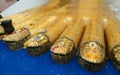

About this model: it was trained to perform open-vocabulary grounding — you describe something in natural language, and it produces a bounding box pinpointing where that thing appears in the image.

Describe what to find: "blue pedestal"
[0,40,119,75]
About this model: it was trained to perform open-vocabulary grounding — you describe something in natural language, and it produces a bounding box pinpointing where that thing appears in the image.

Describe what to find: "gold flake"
[58,42,64,47]
[80,42,105,63]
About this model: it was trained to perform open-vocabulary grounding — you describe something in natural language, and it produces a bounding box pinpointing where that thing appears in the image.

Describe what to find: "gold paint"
[0,26,5,34]
[1,0,120,65]
[80,42,105,63]
[3,29,30,41]
[51,38,74,55]
[113,46,120,63]
[24,33,48,47]
[115,50,120,63]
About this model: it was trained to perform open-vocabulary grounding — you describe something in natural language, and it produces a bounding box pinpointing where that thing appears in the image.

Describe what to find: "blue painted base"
[0,40,119,75]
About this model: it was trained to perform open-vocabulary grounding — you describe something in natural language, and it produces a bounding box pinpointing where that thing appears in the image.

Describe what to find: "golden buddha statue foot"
[109,46,120,70]
[3,28,30,50]
[24,33,50,56]
[78,41,105,71]
[50,37,75,64]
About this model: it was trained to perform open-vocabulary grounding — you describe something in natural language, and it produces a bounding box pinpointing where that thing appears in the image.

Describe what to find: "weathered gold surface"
[1,0,120,70]
[24,33,48,47]
[80,42,105,63]
[113,46,120,63]
[51,18,84,54]
[105,21,120,52]
[79,19,105,63]
[3,28,30,41]
[0,26,4,34]
[24,16,68,47]
[105,20,120,64]
[51,37,74,55]
[1,0,71,31]
[2,0,71,42]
